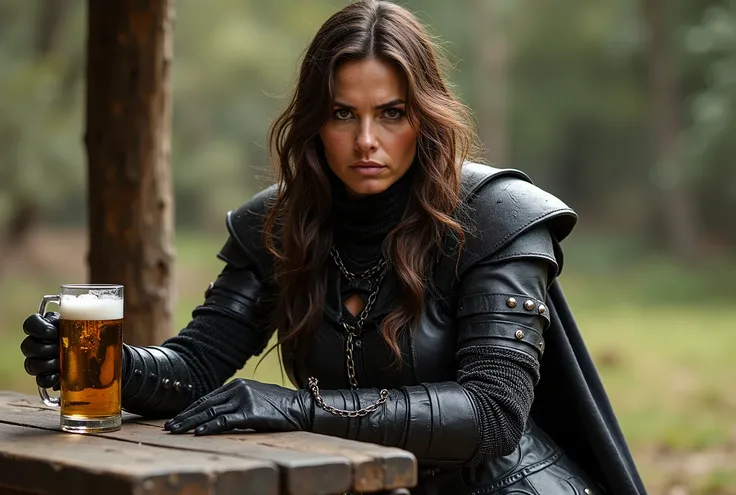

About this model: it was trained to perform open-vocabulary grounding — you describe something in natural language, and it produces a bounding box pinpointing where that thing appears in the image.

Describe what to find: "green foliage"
[169,1,360,224]
[0,0,734,249]
[680,3,736,243]
[0,1,85,225]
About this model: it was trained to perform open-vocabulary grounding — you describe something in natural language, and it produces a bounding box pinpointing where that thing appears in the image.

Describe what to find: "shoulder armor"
[437,162,578,286]
[216,184,278,280]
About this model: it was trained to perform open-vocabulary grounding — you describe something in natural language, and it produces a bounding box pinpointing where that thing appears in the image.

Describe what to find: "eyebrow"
[332,98,405,110]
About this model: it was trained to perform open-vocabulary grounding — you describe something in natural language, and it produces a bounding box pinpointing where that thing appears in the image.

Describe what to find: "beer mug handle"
[37,294,61,408]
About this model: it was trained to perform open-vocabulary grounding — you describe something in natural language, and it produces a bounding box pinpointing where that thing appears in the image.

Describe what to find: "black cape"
[447,163,648,494]
[532,280,647,494]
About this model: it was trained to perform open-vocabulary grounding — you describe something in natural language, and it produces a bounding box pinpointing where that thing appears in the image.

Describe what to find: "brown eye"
[383,108,405,120]
[333,109,353,120]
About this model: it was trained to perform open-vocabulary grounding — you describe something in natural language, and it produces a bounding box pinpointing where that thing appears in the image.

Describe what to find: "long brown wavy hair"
[264,0,480,363]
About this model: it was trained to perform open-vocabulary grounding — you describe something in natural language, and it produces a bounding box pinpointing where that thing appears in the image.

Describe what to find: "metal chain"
[307,247,390,417]
[308,377,389,418]
[343,265,386,387]
[330,247,387,282]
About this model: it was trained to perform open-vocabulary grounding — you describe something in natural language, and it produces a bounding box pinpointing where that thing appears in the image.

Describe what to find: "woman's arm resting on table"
[166,226,556,467]
[121,260,275,418]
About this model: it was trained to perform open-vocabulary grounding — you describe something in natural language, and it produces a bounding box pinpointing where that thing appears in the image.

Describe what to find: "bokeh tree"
[0,0,83,272]
[0,0,734,262]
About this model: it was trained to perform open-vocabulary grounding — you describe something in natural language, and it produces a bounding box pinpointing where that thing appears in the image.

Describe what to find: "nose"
[355,120,378,154]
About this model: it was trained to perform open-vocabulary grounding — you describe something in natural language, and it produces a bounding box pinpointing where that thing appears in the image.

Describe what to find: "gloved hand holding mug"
[20,306,195,419]
[21,312,62,390]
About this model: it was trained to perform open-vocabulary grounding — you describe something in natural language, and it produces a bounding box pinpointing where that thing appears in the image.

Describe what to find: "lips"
[350,160,386,176]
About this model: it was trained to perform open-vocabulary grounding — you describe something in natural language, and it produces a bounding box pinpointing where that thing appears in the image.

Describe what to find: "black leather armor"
[120,344,195,418]
[20,161,643,493]
[205,162,604,494]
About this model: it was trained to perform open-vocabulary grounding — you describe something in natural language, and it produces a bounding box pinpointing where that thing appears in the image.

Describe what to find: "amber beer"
[37,285,123,433]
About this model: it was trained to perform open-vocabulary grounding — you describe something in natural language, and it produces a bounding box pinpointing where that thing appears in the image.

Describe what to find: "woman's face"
[320,58,418,198]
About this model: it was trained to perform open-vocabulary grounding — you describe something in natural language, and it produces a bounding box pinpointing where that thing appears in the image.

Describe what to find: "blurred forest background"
[0,1,735,493]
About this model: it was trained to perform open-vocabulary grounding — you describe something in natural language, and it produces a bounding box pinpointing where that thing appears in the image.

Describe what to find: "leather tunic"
[212,163,604,494]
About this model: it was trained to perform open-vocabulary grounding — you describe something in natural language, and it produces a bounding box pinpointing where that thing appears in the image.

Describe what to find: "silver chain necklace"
[330,246,387,282]
[307,247,390,418]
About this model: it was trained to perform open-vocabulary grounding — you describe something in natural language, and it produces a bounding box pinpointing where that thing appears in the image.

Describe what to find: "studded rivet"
[162,378,171,389]
[507,297,517,308]
[524,300,535,311]
[148,372,157,381]
[515,329,525,340]
[539,304,546,314]
[539,341,545,350]
[204,281,214,298]
[133,368,143,377]
[173,381,182,392]
[584,489,593,495]
[186,384,193,392]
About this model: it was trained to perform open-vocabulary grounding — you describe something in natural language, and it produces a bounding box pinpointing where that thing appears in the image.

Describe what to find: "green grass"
[2,229,735,494]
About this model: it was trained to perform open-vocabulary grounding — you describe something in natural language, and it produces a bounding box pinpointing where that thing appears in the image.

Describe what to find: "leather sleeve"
[120,188,279,417]
[310,224,557,466]
[163,263,276,387]
[454,225,555,464]
[120,259,276,417]
[121,345,195,418]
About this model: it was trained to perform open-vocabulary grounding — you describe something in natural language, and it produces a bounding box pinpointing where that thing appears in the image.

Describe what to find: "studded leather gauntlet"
[309,381,479,465]
[121,344,196,418]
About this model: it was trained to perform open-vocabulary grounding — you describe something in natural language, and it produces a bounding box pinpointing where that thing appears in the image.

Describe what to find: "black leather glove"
[162,376,477,466]
[21,312,62,389]
[164,378,312,435]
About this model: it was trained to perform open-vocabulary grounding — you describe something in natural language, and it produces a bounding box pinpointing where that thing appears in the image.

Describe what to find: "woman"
[21,1,646,493]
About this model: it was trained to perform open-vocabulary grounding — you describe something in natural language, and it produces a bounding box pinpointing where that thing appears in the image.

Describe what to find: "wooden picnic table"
[0,391,417,495]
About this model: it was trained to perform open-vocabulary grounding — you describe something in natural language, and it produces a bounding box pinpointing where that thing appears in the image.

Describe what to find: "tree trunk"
[473,0,510,165]
[640,0,700,259]
[84,0,175,346]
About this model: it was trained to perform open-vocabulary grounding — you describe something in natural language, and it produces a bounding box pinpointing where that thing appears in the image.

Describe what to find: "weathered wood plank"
[1,391,417,493]
[226,431,417,492]
[0,422,278,495]
[0,393,369,494]
[131,420,417,493]
[104,421,352,495]
[0,399,348,494]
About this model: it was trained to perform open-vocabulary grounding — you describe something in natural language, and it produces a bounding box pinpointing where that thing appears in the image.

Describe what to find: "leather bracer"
[311,382,479,465]
[455,224,557,362]
[121,345,195,418]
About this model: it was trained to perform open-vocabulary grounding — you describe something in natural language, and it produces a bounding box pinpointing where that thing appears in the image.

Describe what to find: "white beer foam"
[60,294,124,321]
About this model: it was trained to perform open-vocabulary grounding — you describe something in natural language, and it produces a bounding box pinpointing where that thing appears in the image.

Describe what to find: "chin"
[345,178,392,197]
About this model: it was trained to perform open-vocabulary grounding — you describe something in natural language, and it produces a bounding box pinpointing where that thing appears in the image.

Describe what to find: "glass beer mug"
[36,284,124,433]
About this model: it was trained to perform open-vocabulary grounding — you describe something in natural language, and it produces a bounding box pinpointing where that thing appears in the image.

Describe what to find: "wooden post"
[84,0,175,345]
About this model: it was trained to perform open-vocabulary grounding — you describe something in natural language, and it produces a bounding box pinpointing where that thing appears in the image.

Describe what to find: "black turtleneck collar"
[330,164,415,269]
